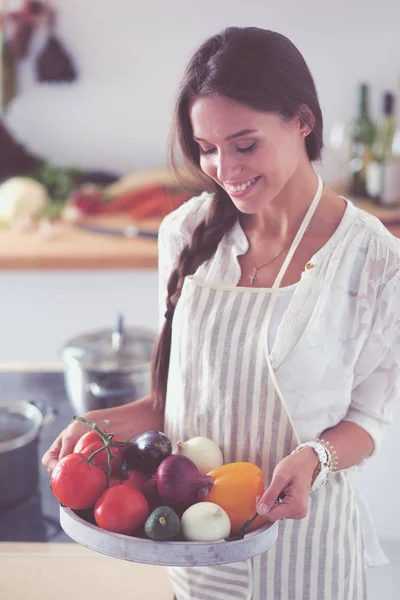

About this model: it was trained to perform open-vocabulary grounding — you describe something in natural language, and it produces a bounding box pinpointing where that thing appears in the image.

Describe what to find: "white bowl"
[60,506,278,567]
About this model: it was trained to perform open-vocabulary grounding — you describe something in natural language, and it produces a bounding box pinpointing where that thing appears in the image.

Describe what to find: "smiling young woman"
[43,26,400,600]
[152,27,400,599]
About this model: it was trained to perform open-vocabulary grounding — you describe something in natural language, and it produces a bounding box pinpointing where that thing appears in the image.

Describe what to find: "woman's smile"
[224,176,261,198]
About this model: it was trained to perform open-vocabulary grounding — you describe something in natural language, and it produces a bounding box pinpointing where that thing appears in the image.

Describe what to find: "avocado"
[144,506,180,541]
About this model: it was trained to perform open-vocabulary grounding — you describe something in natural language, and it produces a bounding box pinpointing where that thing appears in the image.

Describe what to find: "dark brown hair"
[151,26,324,410]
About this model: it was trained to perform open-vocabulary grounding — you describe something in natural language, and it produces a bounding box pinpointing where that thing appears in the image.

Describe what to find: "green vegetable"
[37,201,65,220]
[144,506,180,541]
[30,162,83,203]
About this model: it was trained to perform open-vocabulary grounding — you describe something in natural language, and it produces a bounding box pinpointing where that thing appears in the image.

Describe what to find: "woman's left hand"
[256,447,319,521]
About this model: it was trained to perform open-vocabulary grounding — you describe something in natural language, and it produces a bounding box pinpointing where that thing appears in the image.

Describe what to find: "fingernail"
[258,503,269,515]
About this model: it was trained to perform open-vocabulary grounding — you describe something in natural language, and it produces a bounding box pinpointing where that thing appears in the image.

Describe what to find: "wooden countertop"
[1,198,400,270]
[0,214,162,270]
[0,542,173,600]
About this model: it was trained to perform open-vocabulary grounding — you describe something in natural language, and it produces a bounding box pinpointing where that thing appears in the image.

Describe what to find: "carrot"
[100,185,166,214]
[131,191,188,221]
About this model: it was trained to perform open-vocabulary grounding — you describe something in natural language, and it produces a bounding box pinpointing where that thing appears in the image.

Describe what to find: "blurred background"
[1,0,400,362]
[1,3,400,598]
[2,0,400,181]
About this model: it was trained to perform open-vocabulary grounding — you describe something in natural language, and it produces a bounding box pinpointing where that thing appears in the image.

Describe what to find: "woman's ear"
[297,104,316,136]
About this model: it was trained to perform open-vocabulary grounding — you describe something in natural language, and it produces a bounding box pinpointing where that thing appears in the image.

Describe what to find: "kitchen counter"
[0,542,174,600]
[1,197,400,270]
[0,214,161,270]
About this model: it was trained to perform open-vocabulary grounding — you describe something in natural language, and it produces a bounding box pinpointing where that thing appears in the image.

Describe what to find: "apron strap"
[272,175,324,294]
[263,174,324,444]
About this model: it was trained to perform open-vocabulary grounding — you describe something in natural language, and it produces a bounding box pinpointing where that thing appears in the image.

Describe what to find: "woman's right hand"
[42,395,161,476]
[41,415,95,476]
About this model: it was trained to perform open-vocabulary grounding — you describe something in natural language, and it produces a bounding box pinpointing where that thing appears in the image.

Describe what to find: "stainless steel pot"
[0,401,56,507]
[61,315,157,415]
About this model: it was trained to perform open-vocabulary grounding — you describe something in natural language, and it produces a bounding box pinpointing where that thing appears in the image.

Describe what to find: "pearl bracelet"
[291,438,338,491]
[315,438,338,472]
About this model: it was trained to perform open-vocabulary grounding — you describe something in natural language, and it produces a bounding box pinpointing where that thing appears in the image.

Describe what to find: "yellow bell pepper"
[200,462,267,535]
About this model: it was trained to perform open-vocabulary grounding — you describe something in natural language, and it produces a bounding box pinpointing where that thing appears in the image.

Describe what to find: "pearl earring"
[303,131,307,137]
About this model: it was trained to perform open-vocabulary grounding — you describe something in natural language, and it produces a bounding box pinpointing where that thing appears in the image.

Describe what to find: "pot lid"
[61,315,157,373]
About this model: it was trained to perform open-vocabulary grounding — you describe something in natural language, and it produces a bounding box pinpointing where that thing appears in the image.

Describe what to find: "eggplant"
[124,431,172,474]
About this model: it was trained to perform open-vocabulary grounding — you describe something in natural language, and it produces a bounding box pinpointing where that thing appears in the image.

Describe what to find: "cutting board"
[0,215,162,270]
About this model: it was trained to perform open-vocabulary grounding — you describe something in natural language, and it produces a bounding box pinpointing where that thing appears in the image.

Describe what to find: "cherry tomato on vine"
[51,453,107,509]
[74,431,125,475]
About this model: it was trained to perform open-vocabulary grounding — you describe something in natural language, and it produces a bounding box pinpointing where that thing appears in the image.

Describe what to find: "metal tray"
[60,506,278,567]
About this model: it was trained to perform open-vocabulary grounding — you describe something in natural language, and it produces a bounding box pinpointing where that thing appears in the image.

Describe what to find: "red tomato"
[94,485,149,535]
[108,471,150,490]
[74,432,125,476]
[124,469,149,492]
[74,431,102,453]
[51,453,107,509]
[108,475,134,487]
[121,470,161,509]
[78,441,122,476]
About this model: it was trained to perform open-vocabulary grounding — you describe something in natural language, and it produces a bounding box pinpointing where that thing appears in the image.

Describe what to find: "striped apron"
[163,177,366,599]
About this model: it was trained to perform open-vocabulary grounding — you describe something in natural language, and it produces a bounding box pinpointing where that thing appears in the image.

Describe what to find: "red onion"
[156,455,214,513]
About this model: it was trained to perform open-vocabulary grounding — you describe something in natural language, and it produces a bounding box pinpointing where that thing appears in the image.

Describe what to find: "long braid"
[151,189,238,410]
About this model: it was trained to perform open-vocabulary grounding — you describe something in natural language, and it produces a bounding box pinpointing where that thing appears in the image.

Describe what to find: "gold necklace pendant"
[246,183,324,287]
[247,241,291,286]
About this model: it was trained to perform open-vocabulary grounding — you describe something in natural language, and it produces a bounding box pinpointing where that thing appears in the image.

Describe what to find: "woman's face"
[189,95,309,215]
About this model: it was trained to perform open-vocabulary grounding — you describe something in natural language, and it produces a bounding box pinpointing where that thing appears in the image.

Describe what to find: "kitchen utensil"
[225,512,261,542]
[61,313,157,414]
[75,223,158,239]
[36,3,77,83]
[225,492,286,541]
[0,400,57,507]
[60,506,278,567]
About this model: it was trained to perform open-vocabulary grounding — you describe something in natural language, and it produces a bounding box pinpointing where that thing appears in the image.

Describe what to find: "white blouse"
[158,191,400,456]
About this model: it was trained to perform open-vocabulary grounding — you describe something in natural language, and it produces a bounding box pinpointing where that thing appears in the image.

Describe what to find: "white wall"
[4,0,400,184]
[1,270,159,362]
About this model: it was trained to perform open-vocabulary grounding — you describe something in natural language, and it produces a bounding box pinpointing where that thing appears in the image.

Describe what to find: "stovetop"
[0,371,75,543]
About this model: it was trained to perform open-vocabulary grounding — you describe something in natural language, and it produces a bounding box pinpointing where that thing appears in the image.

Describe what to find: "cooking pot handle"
[29,400,58,427]
[88,382,136,400]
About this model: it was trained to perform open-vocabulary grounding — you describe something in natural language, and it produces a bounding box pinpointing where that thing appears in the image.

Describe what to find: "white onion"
[0,177,48,225]
[175,436,223,475]
[181,502,231,542]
